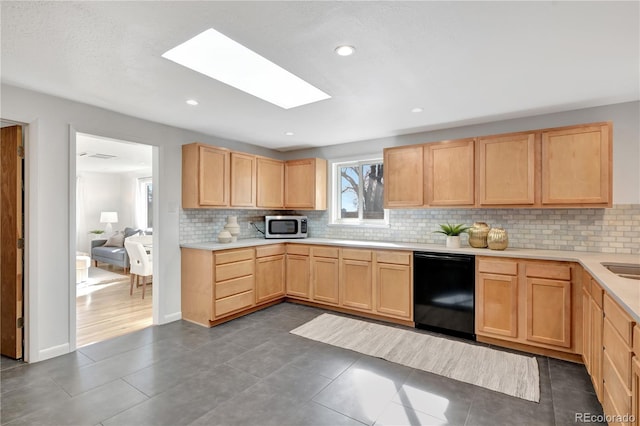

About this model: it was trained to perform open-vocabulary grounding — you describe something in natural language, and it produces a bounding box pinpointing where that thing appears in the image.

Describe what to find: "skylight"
[162,28,331,109]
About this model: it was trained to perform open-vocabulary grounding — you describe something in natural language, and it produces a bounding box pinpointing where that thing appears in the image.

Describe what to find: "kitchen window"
[330,158,388,226]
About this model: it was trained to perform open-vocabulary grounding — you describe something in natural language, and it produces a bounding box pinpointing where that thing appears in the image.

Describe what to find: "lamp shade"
[100,211,118,223]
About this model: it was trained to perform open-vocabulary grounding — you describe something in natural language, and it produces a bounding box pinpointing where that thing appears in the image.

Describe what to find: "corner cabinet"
[284,158,327,210]
[541,124,612,207]
[182,144,230,208]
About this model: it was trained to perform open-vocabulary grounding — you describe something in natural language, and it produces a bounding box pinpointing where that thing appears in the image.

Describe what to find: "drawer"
[590,279,604,308]
[603,351,632,417]
[256,244,285,258]
[634,325,640,355]
[604,317,633,389]
[342,248,372,261]
[215,290,254,317]
[215,275,254,299]
[287,244,310,256]
[477,258,517,275]
[604,293,634,346]
[312,246,339,258]
[216,259,254,282]
[376,251,411,265]
[525,263,571,281]
[215,248,254,265]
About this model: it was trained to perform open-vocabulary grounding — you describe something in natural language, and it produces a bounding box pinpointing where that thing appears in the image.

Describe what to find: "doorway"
[74,132,154,348]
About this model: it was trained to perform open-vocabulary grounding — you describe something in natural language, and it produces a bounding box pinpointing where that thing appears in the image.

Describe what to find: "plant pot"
[446,236,461,249]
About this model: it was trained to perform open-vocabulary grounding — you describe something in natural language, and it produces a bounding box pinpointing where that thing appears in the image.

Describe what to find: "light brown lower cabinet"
[475,257,579,356]
[375,251,413,320]
[285,245,310,300]
[340,249,373,312]
[311,246,340,305]
[255,245,286,304]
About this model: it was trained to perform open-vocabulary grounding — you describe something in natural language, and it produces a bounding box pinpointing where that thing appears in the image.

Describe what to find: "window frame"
[329,156,389,227]
[137,177,153,230]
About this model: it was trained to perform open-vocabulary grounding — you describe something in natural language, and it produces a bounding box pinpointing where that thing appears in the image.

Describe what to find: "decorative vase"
[446,236,461,249]
[224,216,241,242]
[468,222,490,248]
[217,230,232,243]
[487,227,509,250]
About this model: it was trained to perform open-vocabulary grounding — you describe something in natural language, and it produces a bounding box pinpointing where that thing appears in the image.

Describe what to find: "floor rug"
[290,313,540,402]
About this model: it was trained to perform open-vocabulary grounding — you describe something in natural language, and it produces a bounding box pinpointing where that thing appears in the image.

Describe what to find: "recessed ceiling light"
[334,45,355,56]
[186,99,199,106]
[411,107,424,113]
[285,131,294,136]
[163,28,331,109]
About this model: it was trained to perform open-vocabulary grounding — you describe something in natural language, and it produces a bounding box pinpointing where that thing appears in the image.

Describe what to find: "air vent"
[89,153,117,160]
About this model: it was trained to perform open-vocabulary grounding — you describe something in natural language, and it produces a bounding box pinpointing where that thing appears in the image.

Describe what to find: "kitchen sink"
[601,262,640,280]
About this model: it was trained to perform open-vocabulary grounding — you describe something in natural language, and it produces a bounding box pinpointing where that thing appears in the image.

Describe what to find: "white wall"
[1,84,283,362]
[284,101,640,204]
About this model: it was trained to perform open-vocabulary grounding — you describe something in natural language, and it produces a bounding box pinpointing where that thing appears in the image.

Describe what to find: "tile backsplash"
[180,204,640,254]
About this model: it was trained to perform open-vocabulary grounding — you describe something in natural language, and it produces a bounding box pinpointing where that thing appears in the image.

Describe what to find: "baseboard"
[38,343,70,362]
[162,311,182,324]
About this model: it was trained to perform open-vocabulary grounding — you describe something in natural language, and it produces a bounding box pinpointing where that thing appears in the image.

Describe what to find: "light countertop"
[181,237,640,323]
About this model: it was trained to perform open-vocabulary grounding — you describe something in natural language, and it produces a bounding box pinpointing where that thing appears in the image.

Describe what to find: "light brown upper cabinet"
[256,157,285,209]
[182,143,230,208]
[541,123,612,206]
[477,132,536,206]
[383,145,424,208]
[284,158,327,210]
[230,152,257,207]
[425,138,475,206]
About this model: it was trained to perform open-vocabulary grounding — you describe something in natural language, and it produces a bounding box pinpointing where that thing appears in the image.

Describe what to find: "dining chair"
[124,239,153,299]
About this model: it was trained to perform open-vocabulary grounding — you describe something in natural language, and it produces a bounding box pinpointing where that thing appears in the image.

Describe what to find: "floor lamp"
[100,211,118,235]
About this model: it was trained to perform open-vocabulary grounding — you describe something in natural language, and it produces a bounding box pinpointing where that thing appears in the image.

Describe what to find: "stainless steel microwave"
[265,215,308,239]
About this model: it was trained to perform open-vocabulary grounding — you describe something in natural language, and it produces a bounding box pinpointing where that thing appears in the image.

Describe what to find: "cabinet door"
[383,145,424,207]
[425,139,475,206]
[476,273,518,337]
[285,159,315,208]
[199,145,230,206]
[256,157,284,208]
[311,256,339,305]
[341,259,373,311]
[592,294,604,401]
[376,263,412,319]
[526,277,571,348]
[286,254,310,299]
[632,356,640,426]
[541,124,611,205]
[230,152,256,207]
[582,288,592,373]
[255,254,285,304]
[477,133,535,205]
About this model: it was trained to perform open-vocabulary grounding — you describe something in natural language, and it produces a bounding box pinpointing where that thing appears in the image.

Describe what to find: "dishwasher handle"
[413,253,474,263]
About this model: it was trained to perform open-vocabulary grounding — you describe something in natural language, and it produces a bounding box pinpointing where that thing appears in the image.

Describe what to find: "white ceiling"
[2,2,638,151]
[76,133,152,174]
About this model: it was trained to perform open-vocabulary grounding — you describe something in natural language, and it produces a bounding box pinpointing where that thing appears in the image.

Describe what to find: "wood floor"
[76,269,152,348]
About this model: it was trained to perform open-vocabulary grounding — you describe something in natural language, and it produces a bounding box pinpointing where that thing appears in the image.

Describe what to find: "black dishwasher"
[414,252,475,340]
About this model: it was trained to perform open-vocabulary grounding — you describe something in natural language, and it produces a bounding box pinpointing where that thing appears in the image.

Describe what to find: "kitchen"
[1,2,639,425]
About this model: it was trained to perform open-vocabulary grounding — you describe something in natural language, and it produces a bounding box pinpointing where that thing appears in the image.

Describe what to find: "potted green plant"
[88,229,105,240]
[434,223,470,249]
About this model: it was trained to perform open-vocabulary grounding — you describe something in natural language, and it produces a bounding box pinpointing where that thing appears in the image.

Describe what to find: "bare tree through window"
[339,161,384,221]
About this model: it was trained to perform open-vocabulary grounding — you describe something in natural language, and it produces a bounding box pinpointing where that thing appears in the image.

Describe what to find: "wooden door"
[1,125,23,359]
[425,138,475,206]
[376,263,412,319]
[582,287,592,373]
[476,273,518,337]
[285,159,315,209]
[341,259,373,311]
[255,255,285,304]
[526,277,571,348]
[199,145,229,206]
[230,152,256,207]
[311,256,339,305]
[477,133,535,205]
[256,157,284,208]
[383,145,423,207]
[286,254,310,299]
[541,123,611,206]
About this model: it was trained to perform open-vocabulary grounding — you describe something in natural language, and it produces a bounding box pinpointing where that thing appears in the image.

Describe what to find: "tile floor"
[1,302,604,425]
